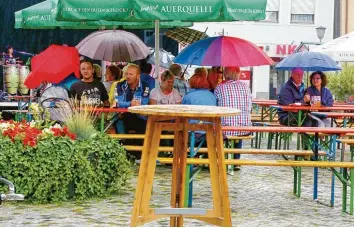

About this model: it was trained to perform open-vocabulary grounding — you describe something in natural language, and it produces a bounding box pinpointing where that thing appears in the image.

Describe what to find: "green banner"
[55,0,267,22]
[55,0,133,21]
[15,0,192,29]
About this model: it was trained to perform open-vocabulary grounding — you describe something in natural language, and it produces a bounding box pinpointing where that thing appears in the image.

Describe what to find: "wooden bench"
[155,158,353,168]
[337,139,354,145]
[122,145,326,157]
[157,157,354,215]
[109,134,174,140]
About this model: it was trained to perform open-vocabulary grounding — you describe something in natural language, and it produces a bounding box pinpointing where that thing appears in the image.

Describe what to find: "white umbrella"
[311,32,354,62]
[76,30,150,62]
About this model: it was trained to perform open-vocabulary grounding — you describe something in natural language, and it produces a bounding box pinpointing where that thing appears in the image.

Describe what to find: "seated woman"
[182,73,216,106]
[105,65,122,106]
[182,73,217,152]
[207,66,223,93]
[304,71,334,127]
[149,70,181,105]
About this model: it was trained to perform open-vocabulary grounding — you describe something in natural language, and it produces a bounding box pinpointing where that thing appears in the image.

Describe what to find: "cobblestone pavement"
[0,137,354,227]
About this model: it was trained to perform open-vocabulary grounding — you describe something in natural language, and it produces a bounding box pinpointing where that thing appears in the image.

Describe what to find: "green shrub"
[0,133,132,203]
[326,63,354,102]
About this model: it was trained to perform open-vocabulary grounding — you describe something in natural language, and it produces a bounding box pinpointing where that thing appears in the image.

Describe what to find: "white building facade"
[190,0,335,99]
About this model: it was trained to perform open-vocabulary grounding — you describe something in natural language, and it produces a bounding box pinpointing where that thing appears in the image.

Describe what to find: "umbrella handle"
[181,56,198,78]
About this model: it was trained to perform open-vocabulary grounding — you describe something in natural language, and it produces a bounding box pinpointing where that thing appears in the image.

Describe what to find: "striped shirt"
[214,80,252,136]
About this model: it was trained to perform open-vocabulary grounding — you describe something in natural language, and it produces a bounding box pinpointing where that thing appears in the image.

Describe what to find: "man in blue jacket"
[277,68,312,126]
[115,65,150,134]
[139,62,155,91]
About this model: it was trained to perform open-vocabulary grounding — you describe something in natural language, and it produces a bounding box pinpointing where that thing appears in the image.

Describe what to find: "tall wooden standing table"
[128,105,241,227]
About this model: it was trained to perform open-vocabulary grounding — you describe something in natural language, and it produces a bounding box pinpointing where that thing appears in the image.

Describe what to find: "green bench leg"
[297,167,302,197]
[226,140,235,175]
[342,168,348,213]
[350,168,354,215]
[184,166,190,207]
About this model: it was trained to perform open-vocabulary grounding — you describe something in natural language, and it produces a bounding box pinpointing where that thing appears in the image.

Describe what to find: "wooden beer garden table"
[271,105,355,149]
[83,107,128,133]
[128,105,240,227]
[223,126,353,207]
[252,99,278,121]
[310,112,354,128]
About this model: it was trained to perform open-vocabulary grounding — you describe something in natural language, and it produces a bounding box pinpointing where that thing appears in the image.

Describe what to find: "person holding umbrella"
[70,59,109,107]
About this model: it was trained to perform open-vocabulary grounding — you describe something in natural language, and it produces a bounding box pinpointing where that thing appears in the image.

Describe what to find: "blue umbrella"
[275,51,341,71]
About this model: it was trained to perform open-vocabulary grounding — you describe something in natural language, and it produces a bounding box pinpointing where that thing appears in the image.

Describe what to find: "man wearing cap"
[277,68,312,126]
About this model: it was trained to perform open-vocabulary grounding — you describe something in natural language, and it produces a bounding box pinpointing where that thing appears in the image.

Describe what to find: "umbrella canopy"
[55,0,267,22]
[15,0,193,29]
[310,32,354,62]
[146,48,174,69]
[173,36,274,67]
[165,27,208,46]
[76,30,150,62]
[24,45,80,89]
[275,51,342,71]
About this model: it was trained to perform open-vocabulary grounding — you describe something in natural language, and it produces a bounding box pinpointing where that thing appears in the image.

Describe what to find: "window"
[291,0,315,24]
[261,0,279,23]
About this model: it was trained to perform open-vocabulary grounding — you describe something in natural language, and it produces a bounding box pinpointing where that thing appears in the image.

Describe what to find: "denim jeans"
[234,139,242,160]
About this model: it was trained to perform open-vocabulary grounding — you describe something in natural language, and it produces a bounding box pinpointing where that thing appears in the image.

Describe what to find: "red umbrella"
[24,45,80,89]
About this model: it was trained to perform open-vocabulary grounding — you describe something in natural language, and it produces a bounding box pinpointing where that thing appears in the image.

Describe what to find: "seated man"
[139,62,155,91]
[214,66,252,168]
[114,64,150,135]
[70,59,109,107]
[170,63,189,98]
[277,68,312,127]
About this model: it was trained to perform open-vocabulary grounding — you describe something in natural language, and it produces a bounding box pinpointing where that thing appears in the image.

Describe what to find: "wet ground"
[0,137,354,227]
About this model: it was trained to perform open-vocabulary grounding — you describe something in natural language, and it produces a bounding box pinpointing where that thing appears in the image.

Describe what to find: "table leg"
[188,132,195,207]
[205,125,223,218]
[330,135,337,207]
[170,118,183,227]
[100,113,105,133]
[141,123,163,216]
[350,168,354,215]
[313,133,319,201]
[176,119,189,227]
[342,168,347,213]
[131,117,156,227]
[214,119,232,226]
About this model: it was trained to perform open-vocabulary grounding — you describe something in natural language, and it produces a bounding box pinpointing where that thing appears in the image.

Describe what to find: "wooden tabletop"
[272,105,354,112]
[128,105,241,117]
[252,99,277,106]
[310,112,355,118]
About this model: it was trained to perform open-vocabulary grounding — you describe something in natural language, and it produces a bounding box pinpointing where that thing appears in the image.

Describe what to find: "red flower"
[1,121,77,147]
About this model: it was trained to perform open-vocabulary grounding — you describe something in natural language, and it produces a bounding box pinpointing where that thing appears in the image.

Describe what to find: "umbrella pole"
[182,64,190,78]
[155,20,160,81]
